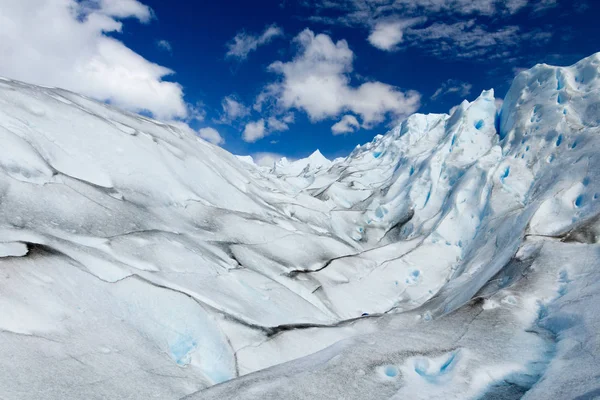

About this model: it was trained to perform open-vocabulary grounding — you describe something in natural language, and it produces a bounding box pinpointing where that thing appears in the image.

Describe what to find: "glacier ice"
[1,54,600,399]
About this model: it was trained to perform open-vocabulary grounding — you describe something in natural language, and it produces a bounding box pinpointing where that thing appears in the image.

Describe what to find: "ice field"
[1,53,599,399]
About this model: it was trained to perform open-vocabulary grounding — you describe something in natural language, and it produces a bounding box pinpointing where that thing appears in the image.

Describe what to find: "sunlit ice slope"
[1,53,600,400]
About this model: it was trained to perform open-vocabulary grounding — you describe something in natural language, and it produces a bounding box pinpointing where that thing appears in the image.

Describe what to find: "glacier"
[0,53,599,399]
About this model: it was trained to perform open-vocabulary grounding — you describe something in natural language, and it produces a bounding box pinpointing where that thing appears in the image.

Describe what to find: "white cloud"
[267,113,295,132]
[259,29,420,127]
[331,114,360,135]
[86,0,153,22]
[368,18,423,51]
[403,21,533,59]
[306,0,555,61]
[252,152,286,167]
[431,79,472,100]
[267,117,289,132]
[306,0,539,25]
[243,119,267,143]
[238,113,294,142]
[0,0,187,120]
[219,95,250,124]
[226,24,284,60]
[187,102,206,122]
[198,127,225,145]
[282,113,295,124]
[532,0,559,12]
[252,83,279,113]
[157,39,172,52]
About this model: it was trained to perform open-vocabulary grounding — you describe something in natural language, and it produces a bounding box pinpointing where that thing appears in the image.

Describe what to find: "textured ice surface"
[1,54,600,399]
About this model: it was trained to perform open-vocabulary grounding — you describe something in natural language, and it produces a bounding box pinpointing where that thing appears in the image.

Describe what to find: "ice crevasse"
[0,54,599,399]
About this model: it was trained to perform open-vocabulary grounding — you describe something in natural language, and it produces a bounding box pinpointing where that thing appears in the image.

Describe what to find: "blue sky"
[1,0,598,164]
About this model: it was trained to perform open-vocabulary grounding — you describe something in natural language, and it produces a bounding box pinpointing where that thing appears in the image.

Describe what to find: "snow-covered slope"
[1,54,600,400]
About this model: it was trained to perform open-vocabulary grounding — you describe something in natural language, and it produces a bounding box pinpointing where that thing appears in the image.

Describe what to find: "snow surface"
[1,54,600,399]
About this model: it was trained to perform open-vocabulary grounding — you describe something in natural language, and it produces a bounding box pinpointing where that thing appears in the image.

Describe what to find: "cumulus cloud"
[431,79,472,100]
[85,0,154,22]
[267,117,288,132]
[226,24,284,60]
[331,114,360,135]
[198,127,225,145]
[219,95,251,124]
[243,119,267,142]
[265,113,294,132]
[258,29,420,127]
[0,0,187,120]
[368,18,424,51]
[157,39,172,52]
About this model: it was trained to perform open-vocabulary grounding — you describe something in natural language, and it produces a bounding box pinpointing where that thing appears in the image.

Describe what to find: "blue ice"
[557,73,565,90]
[500,167,510,182]
[414,351,458,382]
[170,335,198,366]
[383,365,399,378]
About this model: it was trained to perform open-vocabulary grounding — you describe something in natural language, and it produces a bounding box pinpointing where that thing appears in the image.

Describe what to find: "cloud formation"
[0,0,188,120]
[226,24,284,60]
[304,0,556,60]
[331,115,360,135]
[243,119,267,142]
[219,95,251,124]
[257,29,420,128]
[402,20,550,59]
[198,127,225,145]
[157,39,172,52]
[306,0,557,25]
[85,0,154,22]
[431,79,473,100]
[267,114,294,132]
[367,18,423,51]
